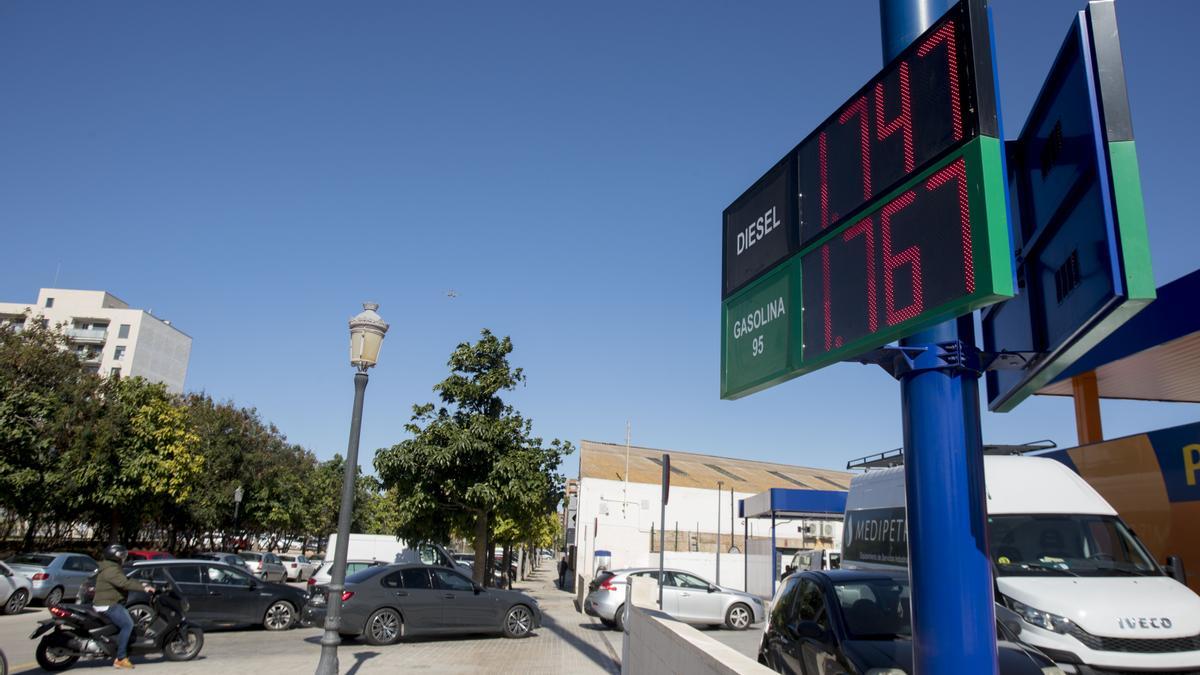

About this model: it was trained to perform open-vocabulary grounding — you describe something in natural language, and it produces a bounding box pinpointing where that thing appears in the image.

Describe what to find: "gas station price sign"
[721,0,1015,399]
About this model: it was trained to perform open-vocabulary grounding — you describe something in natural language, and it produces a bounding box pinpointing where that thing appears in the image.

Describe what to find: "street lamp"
[233,486,244,544]
[316,303,388,675]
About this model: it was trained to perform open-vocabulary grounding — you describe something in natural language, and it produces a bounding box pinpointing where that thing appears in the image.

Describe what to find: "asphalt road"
[0,573,762,674]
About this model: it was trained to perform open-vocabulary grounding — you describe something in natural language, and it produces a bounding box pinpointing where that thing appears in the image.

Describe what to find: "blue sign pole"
[880,1,999,673]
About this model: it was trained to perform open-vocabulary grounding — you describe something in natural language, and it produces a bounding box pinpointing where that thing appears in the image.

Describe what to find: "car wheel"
[364,608,402,646]
[725,603,752,631]
[127,603,155,630]
[263,600,297,631]
[503,604,534,638]
[44,586,64,608]
[613,604,626,632]
[4,588,29,614]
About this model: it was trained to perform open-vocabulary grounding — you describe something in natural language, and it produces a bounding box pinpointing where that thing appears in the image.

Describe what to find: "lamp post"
[233,486,243,544]
[315,303,388,675]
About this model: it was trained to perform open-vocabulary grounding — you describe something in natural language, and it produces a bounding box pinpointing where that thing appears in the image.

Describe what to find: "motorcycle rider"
[94,544,154,670]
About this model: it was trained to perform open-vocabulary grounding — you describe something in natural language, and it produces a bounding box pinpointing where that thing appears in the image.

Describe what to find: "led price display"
[802,155,974,361]
[720,0,1014,400]
[795,3,991,248]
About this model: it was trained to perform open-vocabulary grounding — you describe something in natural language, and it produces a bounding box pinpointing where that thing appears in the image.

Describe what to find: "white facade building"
[572,440,851,594]
[0,288,191,394]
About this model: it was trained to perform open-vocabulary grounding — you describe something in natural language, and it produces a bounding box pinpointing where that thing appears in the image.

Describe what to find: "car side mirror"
[473,583,483,594]
[1166,555,1187,585]
[707,584,718,593]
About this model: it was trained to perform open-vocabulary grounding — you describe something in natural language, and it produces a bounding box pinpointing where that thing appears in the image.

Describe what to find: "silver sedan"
[583,567,765,631]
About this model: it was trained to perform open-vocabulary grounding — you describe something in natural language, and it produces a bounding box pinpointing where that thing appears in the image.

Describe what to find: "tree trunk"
[109,509,121,545]
[471,510,489,586]
[22,514,39,551]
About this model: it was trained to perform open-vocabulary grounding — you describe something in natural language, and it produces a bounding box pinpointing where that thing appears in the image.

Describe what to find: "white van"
[843,455,1200,673]
[324,533,408,564]
[780,548,841,579]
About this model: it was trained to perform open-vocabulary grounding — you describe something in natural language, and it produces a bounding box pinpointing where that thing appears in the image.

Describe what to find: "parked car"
[584,567,765,632]
[781,549,841,579]
[278,554,316,581]
[192,552,251,572]
[0,561,32,615]
[238,551,287,582]
[127,550,174,561]
[4,553,97,607]
[303,563,541,645]
[758,569,1062,674]
[307,559,387,594]
[123,560,308,631]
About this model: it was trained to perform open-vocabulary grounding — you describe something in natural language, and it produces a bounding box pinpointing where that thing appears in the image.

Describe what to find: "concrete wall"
[621,577,772,675]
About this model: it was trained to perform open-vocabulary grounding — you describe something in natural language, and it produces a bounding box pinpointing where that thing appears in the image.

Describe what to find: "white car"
[0,561,32,614]
[278,554,316,581]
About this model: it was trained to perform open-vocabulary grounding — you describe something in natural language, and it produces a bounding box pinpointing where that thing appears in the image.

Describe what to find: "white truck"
[843,454,1200,674]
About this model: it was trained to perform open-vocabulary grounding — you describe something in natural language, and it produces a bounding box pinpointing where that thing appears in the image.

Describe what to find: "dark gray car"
[322,564,542,645]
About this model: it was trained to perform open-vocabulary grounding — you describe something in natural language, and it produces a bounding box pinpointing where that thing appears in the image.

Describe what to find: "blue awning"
[739,488,847,519]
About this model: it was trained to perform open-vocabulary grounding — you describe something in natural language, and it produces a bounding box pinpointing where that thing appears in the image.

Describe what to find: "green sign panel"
[721,136,1014,399]
[721,259,799,398]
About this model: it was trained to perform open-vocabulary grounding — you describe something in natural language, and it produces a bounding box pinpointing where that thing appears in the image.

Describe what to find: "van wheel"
[725,603,752,630]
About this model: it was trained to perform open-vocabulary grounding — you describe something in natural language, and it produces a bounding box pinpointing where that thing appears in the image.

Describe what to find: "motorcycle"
[29,581,203,671]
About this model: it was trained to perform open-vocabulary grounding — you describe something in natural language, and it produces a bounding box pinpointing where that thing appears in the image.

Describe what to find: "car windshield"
[833,578,911,640]
[9,554,54,566]
[989,514,1161,577]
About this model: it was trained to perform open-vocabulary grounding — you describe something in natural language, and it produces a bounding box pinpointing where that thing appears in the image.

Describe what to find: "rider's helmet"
[102,543,128,564]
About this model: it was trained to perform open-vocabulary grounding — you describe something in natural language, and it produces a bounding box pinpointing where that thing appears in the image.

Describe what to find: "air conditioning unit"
[641,500,651,511]
[821,522,836,538]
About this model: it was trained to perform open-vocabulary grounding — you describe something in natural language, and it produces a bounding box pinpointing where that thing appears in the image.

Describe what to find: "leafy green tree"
[375,329,570,585]
[68,377,204,543]
[0,319,98,547]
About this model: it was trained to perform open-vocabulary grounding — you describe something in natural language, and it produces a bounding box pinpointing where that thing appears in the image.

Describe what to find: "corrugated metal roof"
[578,440,851,493]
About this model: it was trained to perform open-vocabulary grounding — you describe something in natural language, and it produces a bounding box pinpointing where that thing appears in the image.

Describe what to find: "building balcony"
[67,328,107,344]
[78,351,102,364]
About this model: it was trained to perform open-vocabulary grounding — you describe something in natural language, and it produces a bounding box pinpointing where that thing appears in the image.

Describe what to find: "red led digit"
[837,96,872,201]
[875,62,914,174]
[842,218,878,333]
[917,20,961,141]
[819,132,830,230]
[925,157,974,293]
[881,190,923,326]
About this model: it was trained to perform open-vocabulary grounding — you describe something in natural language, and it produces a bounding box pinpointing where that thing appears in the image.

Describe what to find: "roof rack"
[846,440,1057,470]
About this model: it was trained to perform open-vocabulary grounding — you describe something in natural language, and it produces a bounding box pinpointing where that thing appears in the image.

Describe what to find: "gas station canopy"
[739,488,847,520]
[1038,269,1200,403]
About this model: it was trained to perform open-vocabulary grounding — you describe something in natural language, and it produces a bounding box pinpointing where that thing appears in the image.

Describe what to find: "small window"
[45,297,54,308]
[118,324,130,339]
[110,367,121,378]
[432,568,473,592]
[206,566,251,586]
[400,568,432,590]
[382,571,404,589]
[168,565,203,584]
[114,346,125,361]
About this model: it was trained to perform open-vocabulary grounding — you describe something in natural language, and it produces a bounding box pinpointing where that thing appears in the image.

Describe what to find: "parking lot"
[0,568,762,674]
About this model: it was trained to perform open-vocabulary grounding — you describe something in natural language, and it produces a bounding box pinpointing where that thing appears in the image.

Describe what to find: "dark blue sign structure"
[982,0,1154,412]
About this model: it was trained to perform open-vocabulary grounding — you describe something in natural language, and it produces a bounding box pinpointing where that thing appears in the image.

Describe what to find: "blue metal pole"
[879,2,999,673]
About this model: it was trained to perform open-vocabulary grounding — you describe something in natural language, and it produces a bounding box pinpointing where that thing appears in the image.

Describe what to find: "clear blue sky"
[2,1,1197,478]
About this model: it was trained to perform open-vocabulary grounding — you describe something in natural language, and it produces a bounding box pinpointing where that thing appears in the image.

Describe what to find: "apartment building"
[0,288,191,394]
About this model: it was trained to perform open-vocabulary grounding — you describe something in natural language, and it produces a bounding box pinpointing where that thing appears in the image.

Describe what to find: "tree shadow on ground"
[538,612,620,674]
